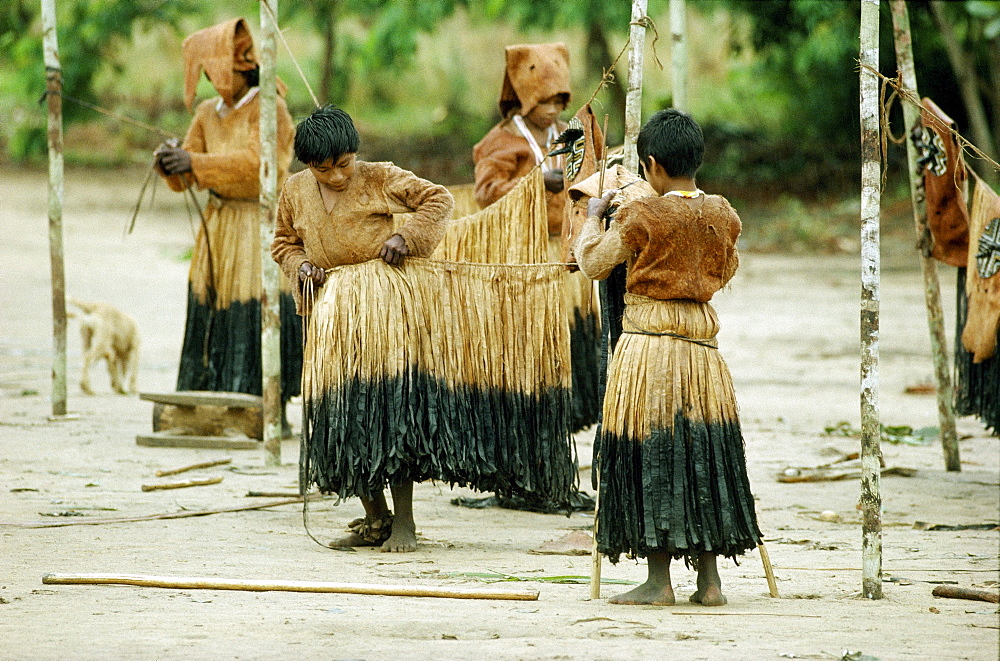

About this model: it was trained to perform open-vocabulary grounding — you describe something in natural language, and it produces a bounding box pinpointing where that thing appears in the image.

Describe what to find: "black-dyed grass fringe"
[954,268,1000,435]
[596,416,761,566]
[178,287,302,401]
[592,263,628,489]
[569,307,601,433]
[301,259,577,505]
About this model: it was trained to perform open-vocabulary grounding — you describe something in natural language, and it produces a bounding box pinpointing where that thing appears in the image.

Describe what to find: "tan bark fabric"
[921,97,970,267]
[577,194,740,303]
[962,174,1000,362]
[158,93,294,200]
[473,120,568,235]
[499,42,571,119]
[182,18,257,112]
[271,162,454,313]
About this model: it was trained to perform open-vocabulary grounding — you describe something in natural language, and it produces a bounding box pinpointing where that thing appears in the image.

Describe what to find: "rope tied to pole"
[260,0,321,108]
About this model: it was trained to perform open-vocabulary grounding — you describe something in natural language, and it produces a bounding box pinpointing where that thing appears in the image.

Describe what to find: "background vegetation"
[1,0,996,251]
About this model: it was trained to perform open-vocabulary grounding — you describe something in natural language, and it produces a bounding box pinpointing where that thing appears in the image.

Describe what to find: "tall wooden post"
[889,0,961,472]
[41,0,67,417]
[259,0,282,466]
[623,0,648,173]
[859,0,883,600]
[669,0,687,112]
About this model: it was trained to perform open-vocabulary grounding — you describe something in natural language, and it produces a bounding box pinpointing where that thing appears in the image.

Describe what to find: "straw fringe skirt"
[301,259,576,501]
[178,198,302,400]
[596,294,761,563]
[955,268,1000,434]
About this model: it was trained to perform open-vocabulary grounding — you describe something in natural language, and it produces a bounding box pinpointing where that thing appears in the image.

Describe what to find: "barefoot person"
[271,106,453,552]
[153,18,301,431]
[575,109,762,605]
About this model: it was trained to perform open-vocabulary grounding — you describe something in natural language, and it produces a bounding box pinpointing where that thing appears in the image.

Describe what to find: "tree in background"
[0,0,197,160]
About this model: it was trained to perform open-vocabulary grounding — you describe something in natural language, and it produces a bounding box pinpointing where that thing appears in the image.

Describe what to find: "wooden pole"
[259,0,282,466]
[41,0,67,417]
[622,0,648,173]
[42,573,540,601]
[669,0,688,112]
[889,0,961,472]
[859,0,883,601]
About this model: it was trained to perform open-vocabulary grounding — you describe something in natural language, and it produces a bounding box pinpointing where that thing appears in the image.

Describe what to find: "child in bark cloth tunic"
[154,18,301,411]
[271,106,454,553]
[575,109,761,606]
[472,42,601,433]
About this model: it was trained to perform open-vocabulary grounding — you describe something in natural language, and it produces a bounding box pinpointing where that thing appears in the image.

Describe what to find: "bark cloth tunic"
[576,193,762,563]
[271,163,457,497]
[158,91,301,400]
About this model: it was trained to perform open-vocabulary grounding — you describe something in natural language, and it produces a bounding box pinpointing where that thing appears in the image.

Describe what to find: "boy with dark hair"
[575,108,761,605]
[271,105,453,553]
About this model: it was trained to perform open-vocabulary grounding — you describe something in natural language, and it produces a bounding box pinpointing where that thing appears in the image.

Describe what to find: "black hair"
[241,66,260,88]
[293,105,360,165]
[637,108,704,179]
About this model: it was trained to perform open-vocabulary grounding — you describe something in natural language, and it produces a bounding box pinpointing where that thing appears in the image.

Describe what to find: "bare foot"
[690,585,727,606]
[380,519,417,553]
[608,581,675,606]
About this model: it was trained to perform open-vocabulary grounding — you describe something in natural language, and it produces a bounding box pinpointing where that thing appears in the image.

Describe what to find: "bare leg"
[689,552,727,606]
[609,551,675,605]
[382,481,417,553]
[327,493,391,548]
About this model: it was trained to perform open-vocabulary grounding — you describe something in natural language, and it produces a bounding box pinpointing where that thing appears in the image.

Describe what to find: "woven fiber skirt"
[596,294,761,563]
[301,259,576,502]
[177,198,302,400]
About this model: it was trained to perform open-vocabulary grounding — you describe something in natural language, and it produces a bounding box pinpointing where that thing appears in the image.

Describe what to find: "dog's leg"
[124,337,140,394]
[80,323,95,395]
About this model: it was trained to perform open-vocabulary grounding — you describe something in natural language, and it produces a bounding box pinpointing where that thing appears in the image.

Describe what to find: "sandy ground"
[1,165,998,661]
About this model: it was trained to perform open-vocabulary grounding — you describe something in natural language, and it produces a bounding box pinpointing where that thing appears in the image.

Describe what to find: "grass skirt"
[954,268,1000,434]
[301,259,576,502]
[177,198,302,400]
[596,294,761,563]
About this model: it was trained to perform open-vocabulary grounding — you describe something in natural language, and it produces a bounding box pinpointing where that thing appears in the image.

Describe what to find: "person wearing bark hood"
[154,18,301,430]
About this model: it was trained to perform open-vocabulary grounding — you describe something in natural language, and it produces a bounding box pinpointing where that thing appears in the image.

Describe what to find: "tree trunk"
[41,0,67,417]
[890,0,960,472]
[930,0,997,183]
[585,22,626,144]
[259,0,282,467]
[319,0,340,105]
[670,0,688,112]
[623,0,648,173]
[858,0,883,601]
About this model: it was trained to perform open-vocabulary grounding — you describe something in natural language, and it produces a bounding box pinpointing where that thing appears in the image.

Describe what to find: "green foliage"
[0,0,197,160]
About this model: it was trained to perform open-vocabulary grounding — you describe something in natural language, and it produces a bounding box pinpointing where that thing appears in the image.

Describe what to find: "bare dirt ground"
[1,165,998,661]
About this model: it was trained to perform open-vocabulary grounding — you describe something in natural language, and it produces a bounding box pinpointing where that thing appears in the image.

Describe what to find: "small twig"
[155,458,232,477]
[670,612,822,618]
[141,477,223,492]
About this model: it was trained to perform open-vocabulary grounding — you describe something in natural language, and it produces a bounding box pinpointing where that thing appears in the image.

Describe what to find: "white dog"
[68,298,140,395]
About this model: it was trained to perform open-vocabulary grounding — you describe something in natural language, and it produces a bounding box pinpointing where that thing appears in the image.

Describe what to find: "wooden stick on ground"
[758,542,779,598]
[41,573,540,602]
[0,496,315,529]
[931,585,1000,603]
[141,477,223,492]
[155,458,232,477]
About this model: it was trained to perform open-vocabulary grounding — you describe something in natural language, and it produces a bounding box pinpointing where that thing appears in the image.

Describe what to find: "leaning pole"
[259,0,282,466]
[889,0,960,472]
[859,0,884,600]
[41,0,68,417]
[669,0,687,112]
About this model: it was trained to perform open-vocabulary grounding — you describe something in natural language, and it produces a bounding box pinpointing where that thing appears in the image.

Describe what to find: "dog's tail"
[67,298,99,315]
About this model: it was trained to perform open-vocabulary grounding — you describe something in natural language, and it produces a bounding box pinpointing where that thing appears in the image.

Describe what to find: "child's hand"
[298,261,327,286]
[587,190,616,220]
[379,234,409,266]
[158,146,192,175]
[543,168,565,193]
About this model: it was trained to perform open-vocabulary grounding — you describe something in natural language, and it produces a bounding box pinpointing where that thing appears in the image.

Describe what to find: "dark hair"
[241,66,260,88]
[637,108,704,178]
[294,105,360,165]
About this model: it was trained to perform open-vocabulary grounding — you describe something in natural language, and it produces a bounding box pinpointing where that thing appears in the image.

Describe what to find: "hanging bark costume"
[916,98,1000,435]
[472,43,602,432]
[575,187,762,563]
[273,165,576,502]
[156,18,300,400]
